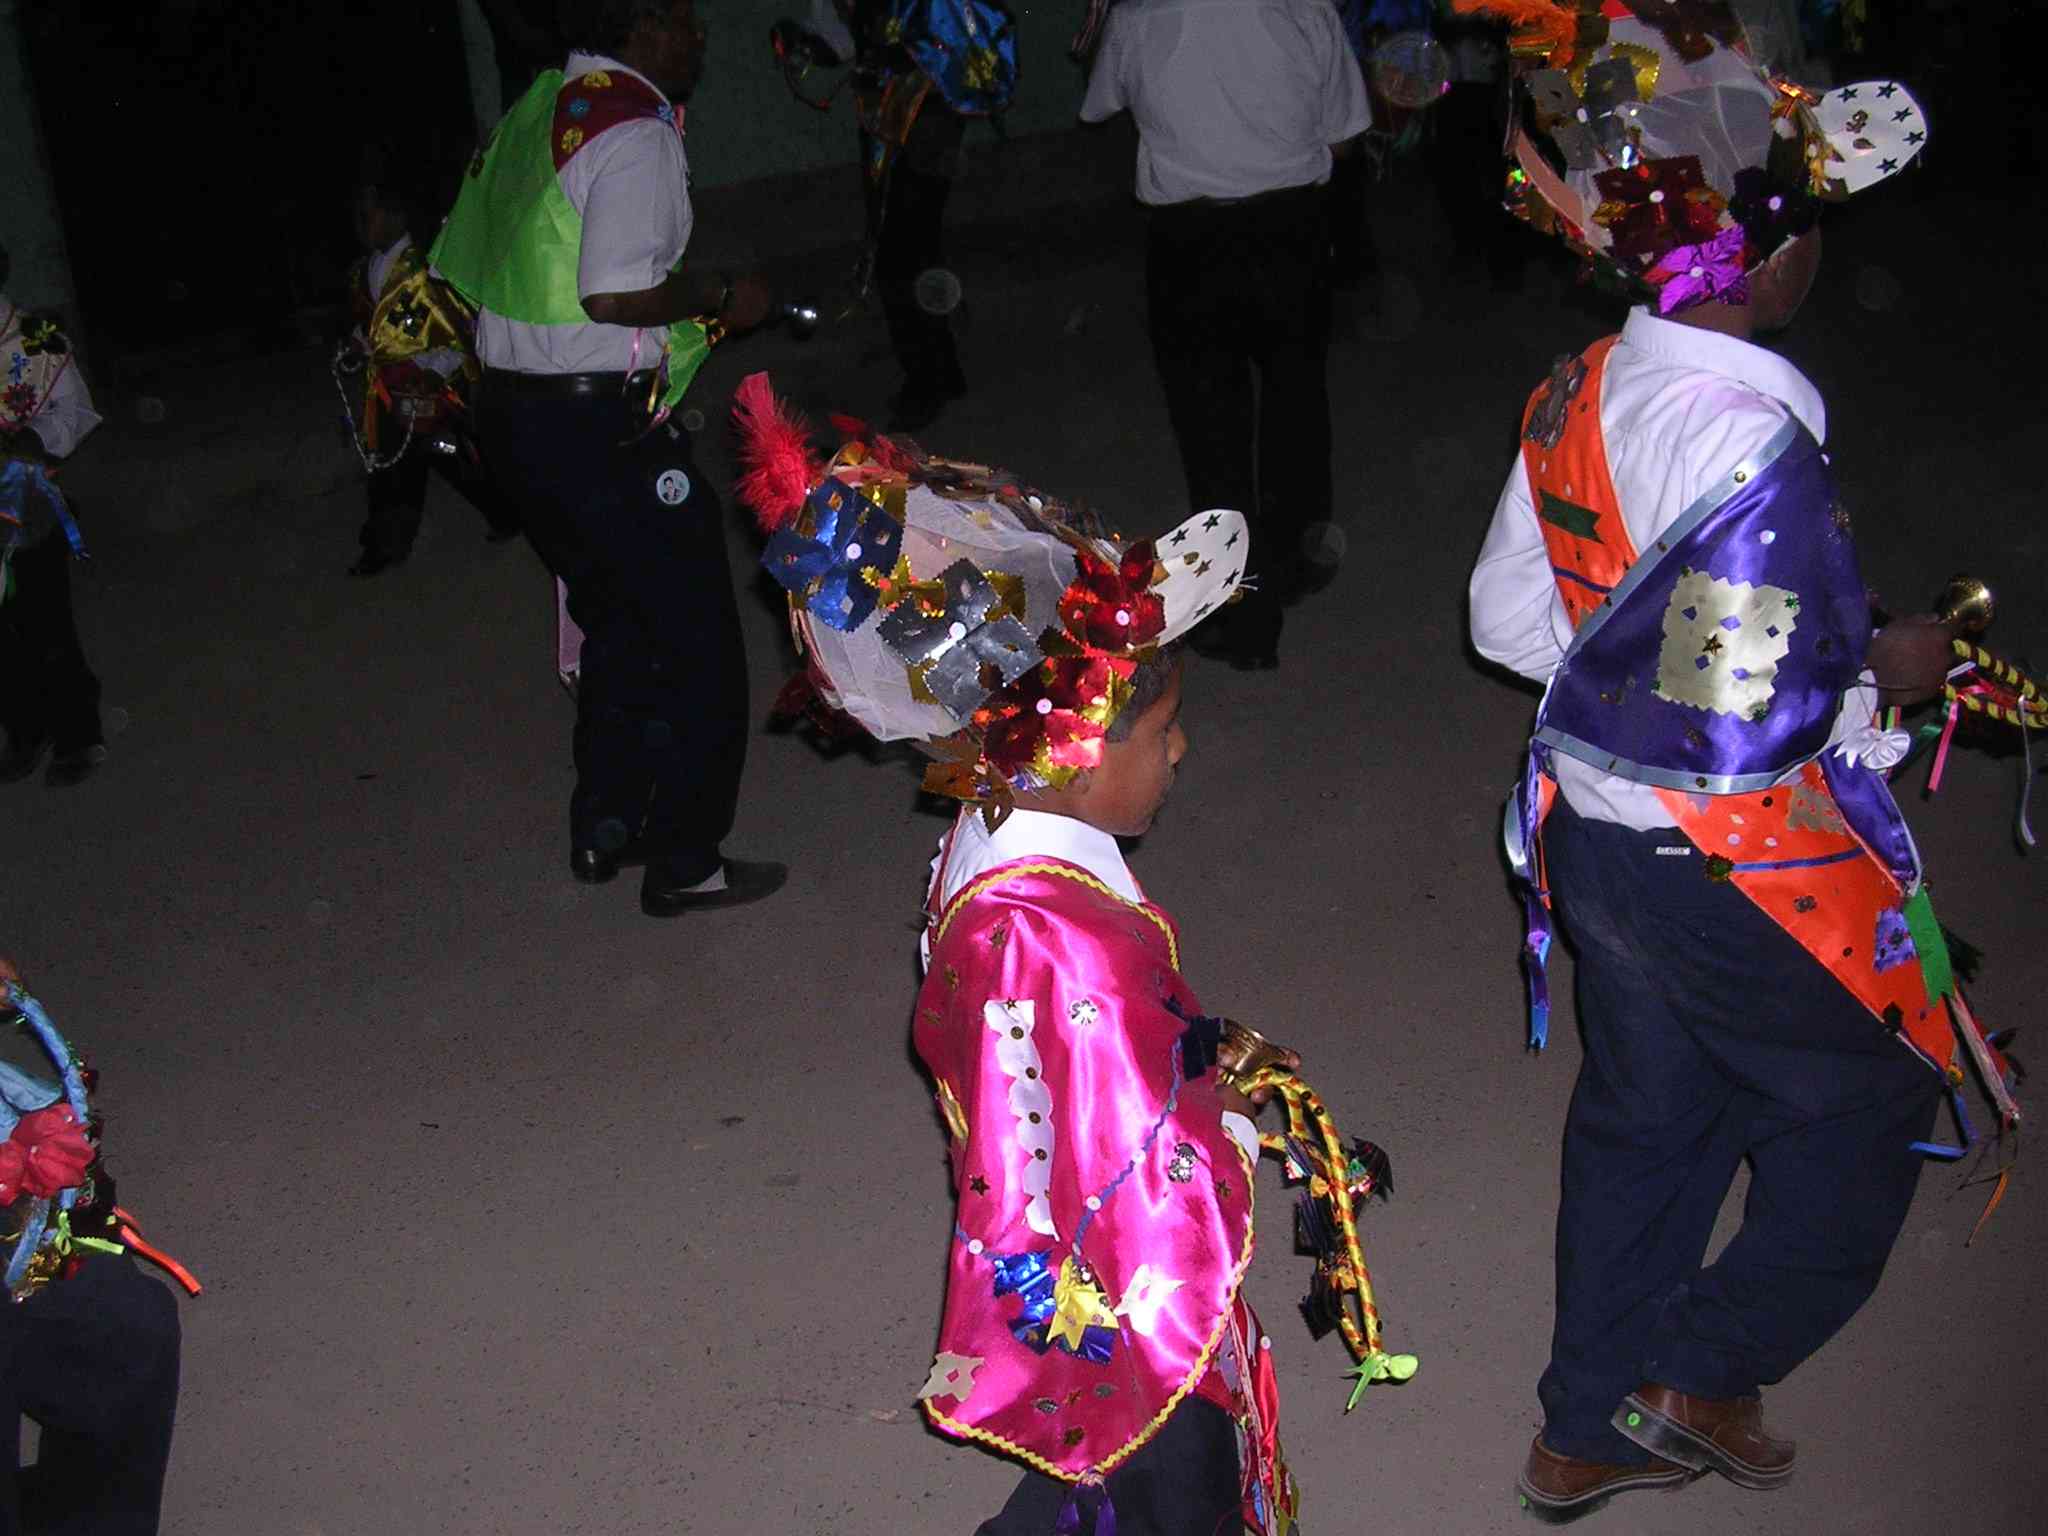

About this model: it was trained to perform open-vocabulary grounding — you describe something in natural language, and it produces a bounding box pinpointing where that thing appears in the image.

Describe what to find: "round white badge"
[654,468,691,506]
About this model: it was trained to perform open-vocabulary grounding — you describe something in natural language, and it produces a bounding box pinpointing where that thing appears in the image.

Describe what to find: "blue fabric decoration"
[1,458,84,561]
[760,476,904,632]
[890,0,1019,116]
[988,1249,1115,1363]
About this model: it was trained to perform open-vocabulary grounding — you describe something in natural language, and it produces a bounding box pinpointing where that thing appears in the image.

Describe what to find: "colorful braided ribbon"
[1237,1068,1415,1411]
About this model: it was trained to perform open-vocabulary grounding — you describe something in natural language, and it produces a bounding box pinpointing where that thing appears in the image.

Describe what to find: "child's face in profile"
[1067,661,1188,838]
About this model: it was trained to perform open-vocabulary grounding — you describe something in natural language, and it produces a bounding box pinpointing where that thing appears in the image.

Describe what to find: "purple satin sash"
[1505,418,1920,1046]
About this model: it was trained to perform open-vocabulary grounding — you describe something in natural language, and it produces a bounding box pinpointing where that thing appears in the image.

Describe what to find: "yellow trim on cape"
[933,859,1180,974]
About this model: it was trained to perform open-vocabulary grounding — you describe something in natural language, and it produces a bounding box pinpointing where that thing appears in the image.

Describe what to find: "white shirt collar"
[1620,306,1828,445]
[933,807,1144,911]
[566,51,672,111]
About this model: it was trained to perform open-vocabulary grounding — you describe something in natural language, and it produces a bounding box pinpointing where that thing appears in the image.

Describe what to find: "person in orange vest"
[1462,2,1987,1522]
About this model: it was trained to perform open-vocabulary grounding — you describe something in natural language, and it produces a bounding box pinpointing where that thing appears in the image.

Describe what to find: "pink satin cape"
[913,858,1257,1482]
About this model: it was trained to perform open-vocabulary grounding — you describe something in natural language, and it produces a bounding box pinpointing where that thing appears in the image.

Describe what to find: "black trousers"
[1145,185,1334,656]
[1538,804,1941,1463]
[870,108,967,396]
[975,1395,1241,1536]
[1,1257,181,1536]
[360,429,519,563]
[0,535,101,756]
[475,386,748,882]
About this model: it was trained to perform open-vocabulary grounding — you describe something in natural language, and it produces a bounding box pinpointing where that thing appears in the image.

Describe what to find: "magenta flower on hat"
[1647,225,1751,313]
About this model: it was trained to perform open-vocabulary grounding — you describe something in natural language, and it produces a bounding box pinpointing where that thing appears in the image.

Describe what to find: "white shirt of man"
[0,298,100,459]
[472,52,694,375]
[1080,0,1371,205]
[1469,306,1875,831]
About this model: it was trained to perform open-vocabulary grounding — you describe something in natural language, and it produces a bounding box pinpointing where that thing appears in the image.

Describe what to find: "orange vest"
[1520,341,1956,1072]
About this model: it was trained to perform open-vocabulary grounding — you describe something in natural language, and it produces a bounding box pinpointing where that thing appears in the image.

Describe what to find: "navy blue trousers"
[476,387,748,884]
[1539,804,1940,1463]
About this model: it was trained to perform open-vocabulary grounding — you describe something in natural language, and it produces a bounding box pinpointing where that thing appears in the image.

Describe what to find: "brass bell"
[1935,574,1994,634]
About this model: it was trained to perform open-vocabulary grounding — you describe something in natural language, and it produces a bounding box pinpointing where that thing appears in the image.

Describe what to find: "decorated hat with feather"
[732,373,1247,822]
[1457,0,1929,313]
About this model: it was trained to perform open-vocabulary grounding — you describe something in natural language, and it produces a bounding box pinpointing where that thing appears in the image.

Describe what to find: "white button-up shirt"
[473,53,694,375]
[1469,307,1872,829]
[921,808,1145,972]
[1080,0,1371,206]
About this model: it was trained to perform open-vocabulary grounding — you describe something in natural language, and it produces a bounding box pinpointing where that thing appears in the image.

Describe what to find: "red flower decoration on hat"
[1058,542,1165,655]
[978,654,1137,786]
[1592,156,1723,268]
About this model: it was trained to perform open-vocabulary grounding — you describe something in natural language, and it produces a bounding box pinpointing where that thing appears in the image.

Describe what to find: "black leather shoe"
[0,734,50,784]
[44,745,104,788]
[640,858,787,918]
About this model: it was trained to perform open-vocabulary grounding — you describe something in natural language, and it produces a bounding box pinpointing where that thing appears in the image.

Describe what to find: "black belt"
[481,368,660,398]
[1151,181,1325,215]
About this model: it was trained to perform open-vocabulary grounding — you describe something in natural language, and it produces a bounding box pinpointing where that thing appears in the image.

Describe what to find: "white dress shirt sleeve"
[1078,11,1129,122]
[1315,5,1372,143]
[572,119,695,301]
[1469,455,1567,684]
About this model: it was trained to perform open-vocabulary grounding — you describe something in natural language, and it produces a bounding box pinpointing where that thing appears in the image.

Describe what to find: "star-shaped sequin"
[969,1175,989,1195]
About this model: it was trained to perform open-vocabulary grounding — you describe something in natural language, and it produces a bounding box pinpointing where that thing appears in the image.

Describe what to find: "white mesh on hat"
[800,486,1086,742]
[1569,17,1777,258]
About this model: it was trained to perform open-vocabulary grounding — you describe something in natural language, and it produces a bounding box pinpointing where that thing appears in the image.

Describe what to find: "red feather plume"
[732,372,822,532]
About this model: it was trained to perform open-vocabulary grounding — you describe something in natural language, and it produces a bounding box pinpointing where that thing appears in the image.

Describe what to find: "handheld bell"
[1935,574,1994,634]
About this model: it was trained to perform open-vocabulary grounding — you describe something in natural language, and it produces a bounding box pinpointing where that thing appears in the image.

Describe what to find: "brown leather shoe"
[1614,1383,1796,1489]
[1517,1436,1693,1523]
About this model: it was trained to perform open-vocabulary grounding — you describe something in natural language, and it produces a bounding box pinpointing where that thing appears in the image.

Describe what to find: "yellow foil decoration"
[1045,1257,1118,1351]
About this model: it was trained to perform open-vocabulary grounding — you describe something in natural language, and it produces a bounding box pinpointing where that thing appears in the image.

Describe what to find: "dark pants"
[871,108,967,398]
[0,535,101,757]
[1539,804,1941,1463]
[1425,81,1530,290]
[476,384,748,883]
[1326,149,1376,283]
[976,1395,1240,1536]
[1,1258,181,1536]
[360,429,518,564]
[1145,184,1334,657]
